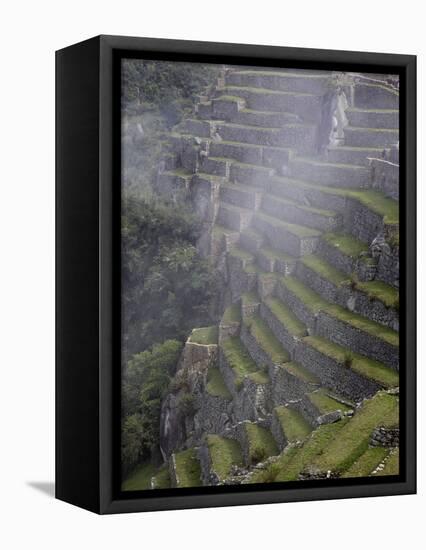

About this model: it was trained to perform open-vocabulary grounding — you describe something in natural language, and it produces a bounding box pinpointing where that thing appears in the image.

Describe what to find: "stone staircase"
[154,68,400,488]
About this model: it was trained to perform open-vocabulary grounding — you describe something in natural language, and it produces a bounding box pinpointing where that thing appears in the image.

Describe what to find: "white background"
[0,1,423,548]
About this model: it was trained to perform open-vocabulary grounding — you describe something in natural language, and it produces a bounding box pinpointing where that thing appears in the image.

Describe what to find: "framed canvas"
[56,35,416,514]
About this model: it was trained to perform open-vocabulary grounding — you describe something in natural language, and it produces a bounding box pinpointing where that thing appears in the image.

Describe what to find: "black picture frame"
[56,34,416,514]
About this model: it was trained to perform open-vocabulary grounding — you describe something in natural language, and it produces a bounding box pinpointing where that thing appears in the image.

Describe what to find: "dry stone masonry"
[156,68,400,487]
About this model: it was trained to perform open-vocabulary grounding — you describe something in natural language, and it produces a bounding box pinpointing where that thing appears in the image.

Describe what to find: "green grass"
[310,391,399,474]
[280,276,329,314]
[264,296,307,337]
[207,435,244,479]
[322,232,368,258]
[354,280,399,309]
[346,189,399,224]
[258,247,295,263]
[255,211,321,238]
[215,94,245,102]
[122,462,156,491]
[164,167,193,178]
[342,447,388,478]
[308,389,351,414]
[223,85,315,98]
[212,224,237,237]
[222,303,241,324]
[232,70,327,79]
[281,276,399,347]
[241,291,260,307]
[274,406,312,442]
[174,449,202,488]
[244,314,290,364]
[152,465,171,489]
[221,337,268,389]
[267,192,338,218]
[372,448,399,476]
[189,326,218,345]
[229,247,255,261]
[304,335,399,388]
[301,254,349,286]
[206,367,232,400]
[245,423,279,464]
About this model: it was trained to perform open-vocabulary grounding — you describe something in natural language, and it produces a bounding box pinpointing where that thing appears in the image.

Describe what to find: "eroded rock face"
[159,340,218,459]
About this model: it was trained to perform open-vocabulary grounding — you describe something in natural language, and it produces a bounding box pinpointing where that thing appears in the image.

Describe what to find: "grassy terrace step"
[307,389,352,415]
[173,449,202,488]
[245,422,279,464]
[221,336,269,389]
[239,227,265,253]
[206,435,244,479]
[327,145,386,166]
[342,446,389,478]
[226,70,329,94]
[289,157,370,188]
[233,108,299,128]
[344,126,399,148]
[244,314,291,365]
[189,326,218,345]
[308,391,399,475]
[300,254,350,286]
[256,246,297,274]
[255,210,321,238]
[346,108,399,129]
[322,231,369,258]
[249,419,348,483]
[217,201,254,231]
[220,181,264,210]
[209,140,264,164]
[274,405,312,442]
[304,335,399,388]
[262,192,341,232]
[354,82,399,110]
[122,462,156,491]
[353,280,399,309]
[263,296,307,337]
[222,303,242,324]
[372,448,399,476]
[206,367,232,400]
[281,276,399,348]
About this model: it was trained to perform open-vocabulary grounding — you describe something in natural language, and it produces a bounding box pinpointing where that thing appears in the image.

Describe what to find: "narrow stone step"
[230,161,275,188]
[239,227,265,254]
[256,246,297,275]
[200,156,232,177]
[344,126,399,148]
[218,86,322,123]
[262,192,342,232]
[170,448,202,488]
[260,295,307,355]
[288,157,371,188]
[226,70,329,95]
[346,108,399,129]
[217,202,254,231]
[317,232,369,277]
[178,118,221,138]
[157,168,193,197]
[295,335,399,401]
[278,276,399,369]
[199,434,244,484]
[211,95,246,119]
[305,389,353,424]
[220,181,263,210]
[232,108,299,128]
[210,140,264,164]
[253,211,321,257]
[327,145,386,167]
[354,83,399,110]
[271,405,313,450]
[228,246,256,269]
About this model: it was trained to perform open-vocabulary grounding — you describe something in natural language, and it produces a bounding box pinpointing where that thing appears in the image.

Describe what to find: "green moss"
[206,367,232,400]
[207,435,244,479]
[152,465,171,489]
[258,247,295,263]
[301,254,349,286]
[222,303,241,324]
[372,448,399,476]
[244,314,290,364]
[174,448,202,488]
[122,462,155,491]
[274,406,312,442]
[354,280,399,309]
[304,335,399,388]
[189,326,218,345]
[346,189,399,224]
[245,423,279,464]
[281,361,320,384]
[264,296,307,337]
[342,447,389,478]
[222,337,268,389]
[308,389,351,414]
[310,392,399,474]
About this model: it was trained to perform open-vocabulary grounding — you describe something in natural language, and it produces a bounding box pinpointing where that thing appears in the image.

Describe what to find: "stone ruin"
[147,68,400,489]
